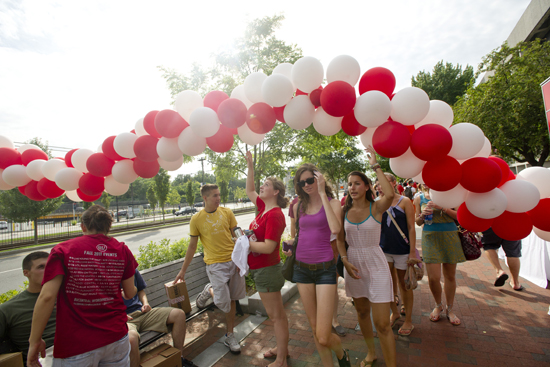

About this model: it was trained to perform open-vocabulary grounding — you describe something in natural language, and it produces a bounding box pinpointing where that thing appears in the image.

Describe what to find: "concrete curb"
[239,280,298,316]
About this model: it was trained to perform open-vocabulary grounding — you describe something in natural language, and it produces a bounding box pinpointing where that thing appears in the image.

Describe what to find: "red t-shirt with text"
[248,197,286,269]
[42,234,137,358]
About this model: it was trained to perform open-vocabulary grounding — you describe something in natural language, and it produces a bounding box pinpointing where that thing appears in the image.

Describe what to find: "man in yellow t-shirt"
[174,184,245,354]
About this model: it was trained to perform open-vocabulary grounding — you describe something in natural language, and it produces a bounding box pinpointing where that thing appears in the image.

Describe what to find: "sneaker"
[224,332,241,354]
[196,283,213,309]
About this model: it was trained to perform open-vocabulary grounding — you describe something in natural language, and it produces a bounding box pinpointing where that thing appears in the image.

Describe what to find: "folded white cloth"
[232,235,250,277]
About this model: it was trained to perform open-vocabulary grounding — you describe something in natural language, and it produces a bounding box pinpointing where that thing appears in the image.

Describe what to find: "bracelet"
[370,163,381,170]
[341,256,347,258]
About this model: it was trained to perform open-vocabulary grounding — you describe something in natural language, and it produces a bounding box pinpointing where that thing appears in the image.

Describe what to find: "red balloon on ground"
[65,149,77,168]
[133,135,159,162]
[134,158,159,178]
[423,156,462,191]
[358,67,396,97]
[460,157,502,193]
[341,111,367,136]
[154,110,188,138]
[79,173,105,196]
[410,124,452,161]
[204,91,229,112]
[37,178,64,199]
[246,103,276,134]
[528,198,550,231]
[457,203,493,232]
[309,86,323,108]
[207,125,234,153]
[77,189,102,202]
[25,181,46,201]
[143,110,162,138]
[217,98,247,129]
[372,120,410,158]
[488,156,512,187]
[102,136,125,161]
[320,81,356,117]
[492,211,533,241]
[87,153,115,177]
[21,149,48,166]
[273,106,286,123]
[0,148,22,169]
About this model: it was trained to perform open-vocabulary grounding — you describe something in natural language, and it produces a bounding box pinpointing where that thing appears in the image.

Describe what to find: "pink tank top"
[296,200,334,264]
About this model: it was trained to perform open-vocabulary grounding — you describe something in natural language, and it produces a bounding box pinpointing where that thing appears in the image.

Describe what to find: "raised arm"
[367,145,394,216]
[245,151,258,206]
[315,171,342,234]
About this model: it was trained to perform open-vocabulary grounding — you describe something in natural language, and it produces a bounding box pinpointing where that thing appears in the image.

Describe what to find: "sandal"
[398,325,414,336]
[360,356,377,367]
[494,272,509,287]
[446,306,461,326]
[390,315,400,328]
[430,303,443,322]
[337,349,351,367]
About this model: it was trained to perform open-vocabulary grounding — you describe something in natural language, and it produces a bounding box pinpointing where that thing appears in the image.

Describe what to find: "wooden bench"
[138,252,211,350]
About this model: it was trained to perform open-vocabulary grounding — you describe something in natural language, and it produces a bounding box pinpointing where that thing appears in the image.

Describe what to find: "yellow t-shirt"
[189,207,238,264]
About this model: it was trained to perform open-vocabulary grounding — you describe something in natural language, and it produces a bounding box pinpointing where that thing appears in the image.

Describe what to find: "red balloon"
[246,103,276,134]
[217,98,247,129]
[296,89,308,96]
[154,110,188,138]
[65,149,77,168]
[406,125,415,135]
[309,86,323,108]
[134,158,159,178]
[207,125,234,153]
[410,124,452,161]
[17,186,27,196]
[86,153,115,177]
[508,170,516,180]
[320,81,356,117]
[0,148,22,169]
[77,189,102,202]
[143,110,162,138]
[341,111,367,136]
[460,158,502,193]
[457,203,493,232]
[130,129,136,134]
[492,211,533,241]
[21,149,48,166]
[422,156,462,191]
[204,91,229,112]
[25,181,47,201]
[358,67,396,97]
[372,120,410,158]
[228,127,238,135]
[37,178,64,199]
[79,173,105,196]
[488,156,511,187]
[528,198,550,231]
[102,136,125,161]
[133,135,159,162]
[273,106,286,123]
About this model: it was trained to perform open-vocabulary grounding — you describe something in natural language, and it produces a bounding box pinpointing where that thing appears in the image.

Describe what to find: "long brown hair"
[81,205,113,235]
[343,171,374,215]
[267,177,289,209]
[294,164,334,214]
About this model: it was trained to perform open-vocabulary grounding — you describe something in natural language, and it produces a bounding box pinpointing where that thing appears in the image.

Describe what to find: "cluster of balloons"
[0,54,549,242]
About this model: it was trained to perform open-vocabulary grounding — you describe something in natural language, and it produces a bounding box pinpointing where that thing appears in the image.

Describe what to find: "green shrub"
[137,238,203,270]
[71,220,77,225]
[0,281,29,304]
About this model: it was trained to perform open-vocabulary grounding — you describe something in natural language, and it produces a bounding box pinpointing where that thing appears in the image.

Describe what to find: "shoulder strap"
[295,201,302,250]
[386,209,409,244]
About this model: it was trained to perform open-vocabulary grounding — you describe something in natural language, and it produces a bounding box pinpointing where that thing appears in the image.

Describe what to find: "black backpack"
[403,186,413,200]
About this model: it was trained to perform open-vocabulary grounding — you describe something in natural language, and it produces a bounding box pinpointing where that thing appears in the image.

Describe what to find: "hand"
[407,253,421,265]
[127,314,134,321]
[282,249,293,257]
[365,145,377,166]
[343,259,360,279]
[141,304,152,313]
[314,171,326,194]
[173,271,185,285]
[245,150,253,169]
[421,207,433,216]
[27,339,46,367]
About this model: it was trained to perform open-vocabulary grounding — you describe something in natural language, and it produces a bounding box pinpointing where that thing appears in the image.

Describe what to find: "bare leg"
[353,297,377,364]
[387,262,400,326]
[485,249,505,276]
[259,291,289,367]
[371,302,396,367]
[128,329,140,367]
[425,263,444,320]
[332,279,341,328]
[442,263,459,323]
[167,309,187,354]
[396,269,413,332]
[507,257,521,288]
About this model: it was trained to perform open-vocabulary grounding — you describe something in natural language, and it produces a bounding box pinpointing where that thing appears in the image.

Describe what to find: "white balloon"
[0,169,15,190]
[516,166,550,199]
[230,85,253,109]
[447,123,485,160]
[533,227,550,242]
[429,185,468,209]
[17,144,41,154]
[415,100,454,128]
[111,160,138,184]
[54,168,83,191]
[2,165,32,187]
[354,91,391,128]
[465,188,508,219]
[113,133,138,159]
[26,159,47,181]
[360,127,377,148]
[261,74,294,107]
[159,156,184,171]
[65,190,82,202]
[413,172,425,184]
[390,87,430,126]
[499,179,540,213]
[97,144,103,153]
[189,107,220,138]
[389,149,426,178]
[313,107,342,136]
[177,128,206,156]
[273,63,294,85]
[0,135,14,149]
[284,96,315,130]
[244,72,267,104]
[472,137,492,158]
[326,55,361,86]
[175,90,203,121]
[42,159,67,181]
[157,137,183,162]
[291,56,324,93]
[104,175,129,196]
[135,118,148,136]
[71,148,94,173]
[238,124,265,145]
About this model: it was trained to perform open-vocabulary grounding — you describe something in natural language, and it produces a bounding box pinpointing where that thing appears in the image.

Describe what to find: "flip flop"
[398,325,414,336]
[360,357,378,367]
[390,316,400,328]
[494,273,509,287]
[511,283,525,291]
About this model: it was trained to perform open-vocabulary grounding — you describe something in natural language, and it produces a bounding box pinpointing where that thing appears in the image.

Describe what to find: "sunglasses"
[297,177,315,187]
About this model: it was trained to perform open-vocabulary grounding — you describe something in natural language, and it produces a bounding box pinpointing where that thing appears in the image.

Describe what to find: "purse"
[404,264,418,291]
[457,224,482,261]
[281,202,301,282]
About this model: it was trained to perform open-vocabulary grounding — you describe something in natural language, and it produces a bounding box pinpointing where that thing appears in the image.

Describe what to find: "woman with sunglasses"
[284,164,349,367]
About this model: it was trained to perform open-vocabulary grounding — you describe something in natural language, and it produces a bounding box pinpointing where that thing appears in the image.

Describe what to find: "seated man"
[125,269,198,367]
[0,252,56,365]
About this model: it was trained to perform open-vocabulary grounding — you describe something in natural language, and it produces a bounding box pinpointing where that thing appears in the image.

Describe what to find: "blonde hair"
[267,177,289,209]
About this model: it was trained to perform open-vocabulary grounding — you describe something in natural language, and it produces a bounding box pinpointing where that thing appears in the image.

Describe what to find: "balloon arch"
[1,55,549,241]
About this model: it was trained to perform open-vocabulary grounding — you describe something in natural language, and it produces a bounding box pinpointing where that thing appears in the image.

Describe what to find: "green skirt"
[421,230,466,264]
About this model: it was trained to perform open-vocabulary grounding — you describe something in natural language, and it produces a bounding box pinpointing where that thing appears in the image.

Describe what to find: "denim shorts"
[292,262,337,285]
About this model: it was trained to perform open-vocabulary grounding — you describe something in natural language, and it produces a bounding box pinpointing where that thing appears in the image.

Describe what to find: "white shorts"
[384,253,409,271]
[53,334,129,367]
[206,261,246,313]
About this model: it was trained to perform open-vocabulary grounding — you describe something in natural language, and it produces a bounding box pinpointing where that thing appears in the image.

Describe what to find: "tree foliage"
[185,180,194,206]
[318,146,366,197]
[454,39,550,166]
[146,186,157,215]
[154,169,170,223]
[100,193,111,210]
[167,187,181,206]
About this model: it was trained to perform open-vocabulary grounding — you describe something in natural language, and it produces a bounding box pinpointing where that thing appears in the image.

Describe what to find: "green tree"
[454,39,550,166]
[167,187,181,207]
[233,187,247,203]
[154,169,170,223]
[318,147,366,197]
[146,186,157,220]
[83,201,93,210]
[171,174,187,187]
[100,193,111,210]
[185,180,194,206]
[218,181,229,205]
[411,60,474,106]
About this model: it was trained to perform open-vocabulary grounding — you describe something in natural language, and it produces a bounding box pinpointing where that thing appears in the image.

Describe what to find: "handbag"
[281,202,301,282]
[457,224,482,261]
[385,209,423,279]
[404,264,418,291]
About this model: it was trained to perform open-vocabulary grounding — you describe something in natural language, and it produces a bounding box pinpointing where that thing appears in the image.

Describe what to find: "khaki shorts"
[127,307,173,337]
[250,263,285,293]
[53,334,129,367]
[384,253,409,271]
[206,261,246,313]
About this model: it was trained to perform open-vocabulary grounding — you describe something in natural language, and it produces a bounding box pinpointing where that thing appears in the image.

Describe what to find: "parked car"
[194,202,204,207]
[175,206,197,216]
[0,221,8,230]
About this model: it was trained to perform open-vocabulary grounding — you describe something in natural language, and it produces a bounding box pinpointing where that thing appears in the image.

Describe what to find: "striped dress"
[344,203,393,303]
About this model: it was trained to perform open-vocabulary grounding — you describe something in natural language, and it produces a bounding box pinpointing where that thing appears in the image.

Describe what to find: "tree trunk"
[162,205,165,224]
[33,219,38,245]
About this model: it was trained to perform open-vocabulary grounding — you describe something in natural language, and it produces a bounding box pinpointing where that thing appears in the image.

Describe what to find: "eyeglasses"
[297,177,315,187]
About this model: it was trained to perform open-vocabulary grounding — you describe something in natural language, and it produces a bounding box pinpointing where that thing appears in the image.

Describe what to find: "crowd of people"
[0,147,524,367]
